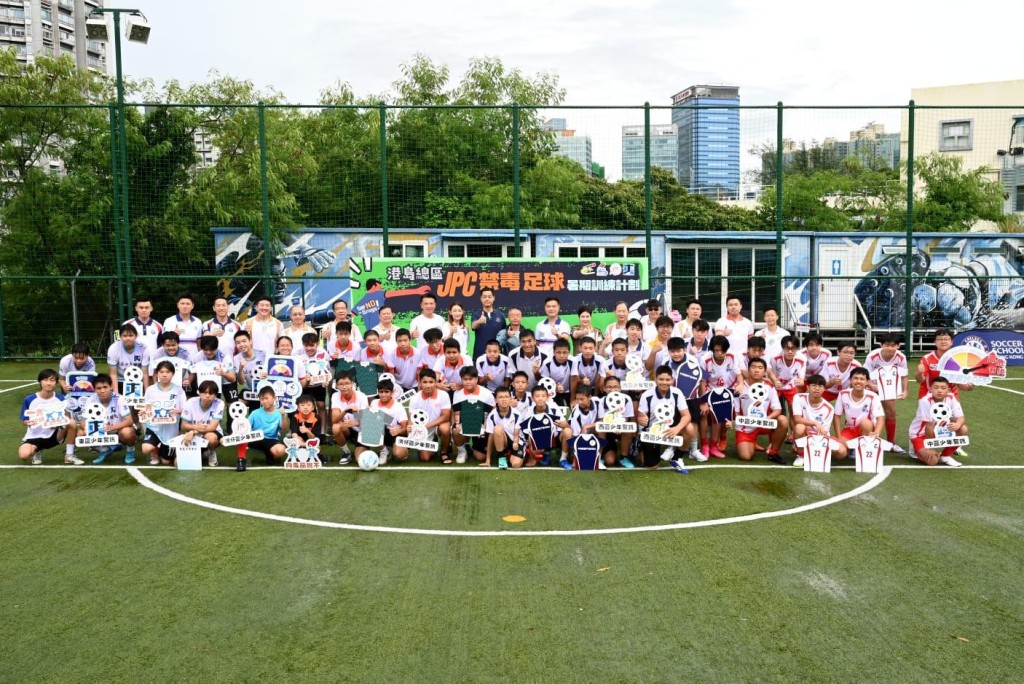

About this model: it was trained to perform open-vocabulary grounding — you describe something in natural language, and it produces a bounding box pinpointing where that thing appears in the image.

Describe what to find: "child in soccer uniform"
[435,338,472,395]
[664,337,707,462]
[364,379,410,464]
[769,335,805,440]
[594,375,637,468]
[163,293,204,353]
[822,343,862,402]
[203,296,242,360]
[81,373,137,464]
[510,371,533,413]
[289,394,322,463]
[909,376,967,468]
[297,332,332,439]
[19,369,81,465]
[864,333,910,453]
[240,385,288,469]
[731,358,788,464]
[330,321,360,364]
[452,367,495,465]
[124,296,162,354]
[385,328,420,392]
[181,380,225,467]
[58,342,96,421]
[511,384,571,469]
[565,385,600,469]
[232,330,266,412]
[330,370,369,465]
[540,339,573,407]
[407,369,453,463]
[739,336,779,386]
[508,330,547,391]
[833,367,884,444]
[570,336,605,401]
[700,334,744,459]
[798,333,832,385]
[475,339,512,394]
[637,366,694,471]
[604,338,630,386]
[623,318,647,366]
[354,329,387,367]
[644,316,676,374]
[685,319,712,359]
[916,328,969,400]
[189,335,237,398]
[790,373,846,468]
[107,323,151,393]
[141,360,187,466]
[149,331,192,391]
[755,306,789,359]
[485,387,521,469]
[244,295,282,360]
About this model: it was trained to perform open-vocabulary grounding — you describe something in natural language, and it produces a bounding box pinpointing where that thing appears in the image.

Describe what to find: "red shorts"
[779,387,799,404]
[823,390,840,402]
[911,436,928,453]
[839,426,861,442]
[736,428,772,444]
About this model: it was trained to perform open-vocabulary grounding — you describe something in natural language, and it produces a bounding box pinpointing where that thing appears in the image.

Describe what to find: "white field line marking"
[0,379,37,383]
[0,382,35,395]
[125,466,893,537]
[980,383,1024,397]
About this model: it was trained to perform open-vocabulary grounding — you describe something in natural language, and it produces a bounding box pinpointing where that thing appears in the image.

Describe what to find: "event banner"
[953,329,1024,366]
[346,258,649,340]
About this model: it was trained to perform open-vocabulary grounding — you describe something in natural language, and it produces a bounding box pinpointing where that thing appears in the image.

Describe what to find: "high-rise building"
[621,124,678,181]
[0,0,110,74]
[671,85,740,199]
[543,118,594,175]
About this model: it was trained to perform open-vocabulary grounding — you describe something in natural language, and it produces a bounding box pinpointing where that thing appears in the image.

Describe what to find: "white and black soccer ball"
[748,382,769,403]
[228,401,248,420]
[930,403,951,424]
[123,366,143,384]
[84,402,106,422]
[604,391,628,412]
[409,408,429,426]
[538,377,557,396]
[358,450,380,471]
[625,354,643,372]
[654,402,674,424]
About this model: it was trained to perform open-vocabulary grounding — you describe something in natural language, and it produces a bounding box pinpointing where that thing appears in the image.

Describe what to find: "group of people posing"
[18,289,970,471]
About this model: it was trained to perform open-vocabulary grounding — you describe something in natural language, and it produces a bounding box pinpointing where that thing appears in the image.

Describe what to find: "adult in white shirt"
[714,295,755,358]
[162,293,204,353]
[203,296,242,360]
[322,300,363,349]
[672,298,703,341]
[409,293,450,347]
[372,304,399,353]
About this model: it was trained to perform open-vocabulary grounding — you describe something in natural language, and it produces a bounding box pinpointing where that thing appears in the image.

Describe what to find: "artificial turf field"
[1,360,1022,681]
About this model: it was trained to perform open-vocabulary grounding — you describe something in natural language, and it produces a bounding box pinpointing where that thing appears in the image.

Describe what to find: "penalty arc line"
[126,466,893,537]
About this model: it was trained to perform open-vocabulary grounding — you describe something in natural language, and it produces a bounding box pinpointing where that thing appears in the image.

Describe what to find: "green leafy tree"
[911,152,1004,231]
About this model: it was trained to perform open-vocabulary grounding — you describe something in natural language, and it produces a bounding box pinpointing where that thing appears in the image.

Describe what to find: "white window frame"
[556,244,646,259]
[445,241,531,259]
[666,245,776,319]
[383,241,428,259]
[939,119,973,152]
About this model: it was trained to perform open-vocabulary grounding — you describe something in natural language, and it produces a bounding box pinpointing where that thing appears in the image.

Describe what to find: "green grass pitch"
[1,361,1022,681]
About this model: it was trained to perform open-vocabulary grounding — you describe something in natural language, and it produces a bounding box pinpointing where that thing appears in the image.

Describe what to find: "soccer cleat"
[717,438,728,451]
[236,456,247,472]
[497,456,509,470]
[559,459,573,470]
[671,457,690,474]
[954,447,968,458]
[456,446,468,464]
[792,456,805,468]
[149,455,160,466]
[708,446,727,459]
[92,447,115,464]
[689,444,708,462]
[206,450,218,468]
[660,447,675,461]
[30,451,44,465]
[539,454,551,467]
[939,455,962,467]
[598,461,607,470]
[339,449,353,466]
[124,448,135,465]
[379,447,389,465]
[65,453,85,465]
[890,444,907,455]
[766,451,788,466]
[701,444,711,460]
[620,458,635,469]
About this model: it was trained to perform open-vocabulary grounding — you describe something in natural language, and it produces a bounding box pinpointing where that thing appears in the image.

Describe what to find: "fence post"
[775,101,784,312]
[513,103,521,257]
[257,102,274,298]
[109,105,128,323]
[643,102,652,288]
[904,100,916,346]
[379,102,389,256]
[0,278,7,357]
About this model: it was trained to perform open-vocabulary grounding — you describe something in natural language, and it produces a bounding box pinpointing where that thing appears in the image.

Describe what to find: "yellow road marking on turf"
[502,515,527,523]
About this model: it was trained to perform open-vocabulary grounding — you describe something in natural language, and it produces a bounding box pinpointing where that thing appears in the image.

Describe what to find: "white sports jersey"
[246,317,282,361]
[485,407,520,435]
[202,317,241,360]
[534,318,571,357]
[713,315,755,357]
[569,404,600,435]
[435,355,472,388]
[182,396,225,433]
[834,389,883,430]
[282,325,318,352]
[332,339,360,362]
[452,387,495,413]
[414,346,445,376]
[864,348,908,373]
[735,384,782,433]
[770,354,806,390]
[508,348,548,390]
[791,393,836,435]
[475,353,513,392]
[83,393,131,426]
[58,354,96,379]
[107,341,150,376]
[595,394,636,422]
[539,358,573,394]
[864,349,909,399]
[163,315,204,351]
[385,347,420,390]
[909,395,964,438]
[821,359,863,394]
[148,351,191,387]
[123,317,163,355]
[511,391,533,414]
[703,353,741,389]
[142,383,186,444]
[21,392,68,441]
[233,350,266,390]
[353,346,387,366]
[637,387,687,428]
[755,327,790,359]
[368,398,408,427]
[798,348,832,377]
[408,389,453,426]
[331,389,369,417]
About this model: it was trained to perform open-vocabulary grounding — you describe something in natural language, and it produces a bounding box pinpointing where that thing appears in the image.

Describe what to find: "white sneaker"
[890,444,907,455]
[792,456,805,468]
[939,455,962,467]
[660,447,674,461]
[207,450,218,468]
[30,451,44,465]
[379,447,389,465]
[954,447,969,458]
[689,444,708,462]
[455,446,468,464]
[64,453,85,465]
[908,443,917,460]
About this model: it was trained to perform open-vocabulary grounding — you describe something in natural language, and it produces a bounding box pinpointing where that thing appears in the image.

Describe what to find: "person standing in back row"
[471,287,506,360]
[714,296,754,358]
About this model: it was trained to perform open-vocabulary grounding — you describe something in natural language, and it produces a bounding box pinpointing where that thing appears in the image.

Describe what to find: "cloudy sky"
[117,0,1019,181]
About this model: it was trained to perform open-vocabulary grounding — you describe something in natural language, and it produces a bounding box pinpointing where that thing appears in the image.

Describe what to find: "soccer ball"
[357,450,380,471]
[654,402,674,424]
[625,354,643,372]
[378,372,397,387]
[84,403,106,422]
[748,382,768,403]
[604,391,628,412]
[228,401,248,420]
[123,366,143,384]
[409,408,428,426]
[930,403,951,424]
[538,377,556,396]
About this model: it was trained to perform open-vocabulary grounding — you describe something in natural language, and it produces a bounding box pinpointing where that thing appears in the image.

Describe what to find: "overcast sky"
[117,0,1019,181]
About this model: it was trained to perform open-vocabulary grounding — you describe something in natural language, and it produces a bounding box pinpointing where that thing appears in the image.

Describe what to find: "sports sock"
[885,419,897,443]
[66,444,74,456]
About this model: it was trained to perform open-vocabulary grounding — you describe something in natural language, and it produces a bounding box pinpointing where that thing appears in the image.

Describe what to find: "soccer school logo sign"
[954,330,1024,366]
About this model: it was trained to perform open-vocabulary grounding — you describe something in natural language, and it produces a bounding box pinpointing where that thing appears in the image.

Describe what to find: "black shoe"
[236,457,247,472]
[266,455,276,466]
[766,452,788,466]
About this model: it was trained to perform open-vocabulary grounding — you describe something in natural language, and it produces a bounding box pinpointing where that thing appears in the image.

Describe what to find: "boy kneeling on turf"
[452,367,494,465]
[485,387,520,469]
[81,373,137,464]
[594,375,636,469]
[19,369,81,465]
[239,385,288,469]
[730,358,788,464]
[330,370,368,465]
[790,373,846,468]
[637,365,695,471]
[511,384,571,469]
[909,376,968,468]
[180,380,225,467]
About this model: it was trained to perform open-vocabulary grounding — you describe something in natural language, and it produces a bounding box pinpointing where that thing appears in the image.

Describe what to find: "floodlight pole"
[90,7,142,319]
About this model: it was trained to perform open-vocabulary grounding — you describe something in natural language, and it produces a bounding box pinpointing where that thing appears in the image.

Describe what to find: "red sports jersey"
[835,388,883,430]
[918,351,961,399]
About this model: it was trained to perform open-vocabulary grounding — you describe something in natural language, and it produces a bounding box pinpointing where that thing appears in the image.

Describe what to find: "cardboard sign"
[355,362,382,396]
[571,434,601,471]
[936,346,1007,385]
[847,436,890,474]
[222,430,265,446]
[66,371,97,398]
[357,409,388,448]
[305,359,332,387]
[522,413,555,452]
[137,401,177,425]
[622,355,654,391]
[175,444,203,470]
[283,437,323,469]
[459,399,487,438]
[26,401,71,429]
[76,433,119,448]
[672,358,703,398]
[704,388,735,424]
[122,367,145,406]
[735,415,778,430]
[923,436,970,449]
[640,431,684,447]
[801,434,832,473]
[871,365,906,401]
[395,436,440,452]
